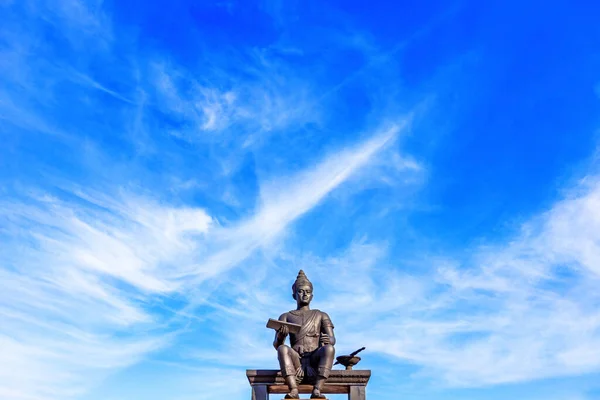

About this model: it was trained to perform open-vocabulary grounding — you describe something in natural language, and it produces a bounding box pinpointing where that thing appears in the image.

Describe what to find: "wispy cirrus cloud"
[0,192,207,399]
[151,51,321,142]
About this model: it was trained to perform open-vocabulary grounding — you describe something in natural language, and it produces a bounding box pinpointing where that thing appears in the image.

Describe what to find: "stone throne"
[246,369,370,400]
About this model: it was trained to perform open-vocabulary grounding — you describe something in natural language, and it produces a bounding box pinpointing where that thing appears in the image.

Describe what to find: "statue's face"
[295,284,313,305]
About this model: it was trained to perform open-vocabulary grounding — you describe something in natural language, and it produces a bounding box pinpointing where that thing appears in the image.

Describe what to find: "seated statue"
[273,270,336,399]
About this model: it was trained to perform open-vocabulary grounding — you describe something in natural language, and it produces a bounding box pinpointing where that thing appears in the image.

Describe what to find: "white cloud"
[150,48,323,144]
[93,363,249,400]
[179,123,407,286]
[41,0,113,48]
[0,191,212,399]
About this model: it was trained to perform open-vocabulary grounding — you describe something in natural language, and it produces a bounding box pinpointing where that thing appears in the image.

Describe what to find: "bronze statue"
[272,270,336,399]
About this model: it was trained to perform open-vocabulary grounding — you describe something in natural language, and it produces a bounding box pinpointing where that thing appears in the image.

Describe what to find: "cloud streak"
[0,190,214,398]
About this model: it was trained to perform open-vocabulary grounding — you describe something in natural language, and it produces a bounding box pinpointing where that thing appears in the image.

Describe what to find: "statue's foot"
[284,389,299,399]
[310,388,326,399]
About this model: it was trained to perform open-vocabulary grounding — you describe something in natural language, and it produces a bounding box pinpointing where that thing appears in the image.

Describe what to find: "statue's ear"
[292,292,297,300]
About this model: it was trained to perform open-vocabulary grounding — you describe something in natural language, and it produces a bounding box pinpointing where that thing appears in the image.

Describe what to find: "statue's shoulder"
[278,312,291,321]
[312,309,329,317]
[313,309,334,325]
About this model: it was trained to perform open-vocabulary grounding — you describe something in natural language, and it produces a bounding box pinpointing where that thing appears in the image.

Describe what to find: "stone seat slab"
[246,369,371,385]
[246,369,370,400]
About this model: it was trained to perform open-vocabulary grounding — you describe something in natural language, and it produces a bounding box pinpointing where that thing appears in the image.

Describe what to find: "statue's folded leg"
[310,345,335,398]
[277,345,301,377]
[312,344,335,378]
[277,345,302,399]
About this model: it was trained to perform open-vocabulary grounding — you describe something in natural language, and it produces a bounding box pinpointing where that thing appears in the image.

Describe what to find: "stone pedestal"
[246,369,370,400]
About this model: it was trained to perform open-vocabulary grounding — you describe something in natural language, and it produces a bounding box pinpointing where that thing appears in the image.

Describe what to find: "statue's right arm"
[272,313,288,349]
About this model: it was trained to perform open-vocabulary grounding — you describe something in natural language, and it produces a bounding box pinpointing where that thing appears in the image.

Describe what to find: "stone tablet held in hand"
[266,318,302,334]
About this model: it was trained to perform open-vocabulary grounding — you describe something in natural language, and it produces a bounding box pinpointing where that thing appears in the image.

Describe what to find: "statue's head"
[292,269,313,306]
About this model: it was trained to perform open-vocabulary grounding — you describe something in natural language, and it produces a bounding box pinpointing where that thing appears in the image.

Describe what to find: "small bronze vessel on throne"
[334,347,365,370]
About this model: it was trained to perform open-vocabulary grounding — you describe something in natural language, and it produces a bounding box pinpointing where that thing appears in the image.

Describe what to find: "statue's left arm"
[320,312,336,346]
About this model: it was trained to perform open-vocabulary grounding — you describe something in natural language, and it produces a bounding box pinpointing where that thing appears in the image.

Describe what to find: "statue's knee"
[277,344,290,356]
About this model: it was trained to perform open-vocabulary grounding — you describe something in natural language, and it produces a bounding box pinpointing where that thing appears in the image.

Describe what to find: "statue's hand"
[277,324,289,339]
[320,334,331,346]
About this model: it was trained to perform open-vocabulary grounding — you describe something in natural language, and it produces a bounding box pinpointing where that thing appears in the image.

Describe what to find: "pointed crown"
[292,269,313,292]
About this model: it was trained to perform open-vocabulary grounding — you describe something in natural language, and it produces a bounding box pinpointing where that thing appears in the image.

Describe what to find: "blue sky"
[1,0,600,399]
